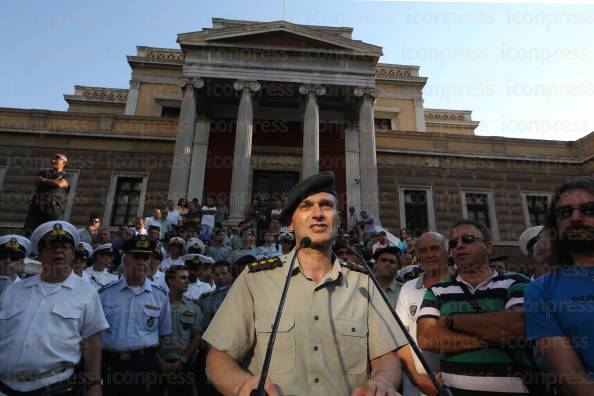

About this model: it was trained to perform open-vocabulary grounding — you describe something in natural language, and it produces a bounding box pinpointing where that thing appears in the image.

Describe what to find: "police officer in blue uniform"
[99,234,172,396]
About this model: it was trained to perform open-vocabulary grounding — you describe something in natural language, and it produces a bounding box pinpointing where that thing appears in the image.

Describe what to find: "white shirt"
[0,272,109,391]
[184,280,214,301]
[362,214,378,234]
[257,243,282,258]
[395,275,442,396]
[159,256,184,272]
[144,217,161,230]
[149,270,169,292]
[347,212,358,230]
[84,267,118,290]
[166,209,181,226]
[200,205,216,227]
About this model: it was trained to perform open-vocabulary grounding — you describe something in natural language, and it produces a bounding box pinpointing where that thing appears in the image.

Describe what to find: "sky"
[2,0,594,141]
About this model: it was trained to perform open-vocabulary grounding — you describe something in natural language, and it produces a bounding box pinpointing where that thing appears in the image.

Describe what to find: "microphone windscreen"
[300,237,312,248]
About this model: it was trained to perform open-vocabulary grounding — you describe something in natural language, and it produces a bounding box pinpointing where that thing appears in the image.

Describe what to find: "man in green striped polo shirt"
[417,219,532,396]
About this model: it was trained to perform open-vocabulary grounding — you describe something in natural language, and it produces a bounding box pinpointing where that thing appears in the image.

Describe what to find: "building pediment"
[177,19,382,58]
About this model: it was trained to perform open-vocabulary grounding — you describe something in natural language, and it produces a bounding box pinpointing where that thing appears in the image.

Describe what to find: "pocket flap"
[335,319,368,337]
[0,305,26,320]
[180,315,195,325]
[52,305,82,319]
[255,316,294,333]
[143,306,160,318]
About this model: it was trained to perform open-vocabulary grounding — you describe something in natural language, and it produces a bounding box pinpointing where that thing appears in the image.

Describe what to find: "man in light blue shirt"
[99,234,172,396]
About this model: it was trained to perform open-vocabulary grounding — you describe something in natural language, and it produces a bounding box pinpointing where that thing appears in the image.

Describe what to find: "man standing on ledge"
[203,171,407,396]
[24,153,71,234]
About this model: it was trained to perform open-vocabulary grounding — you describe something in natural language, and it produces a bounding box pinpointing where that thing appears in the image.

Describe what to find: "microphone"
[344,244,452,396]
[251,236,310,396]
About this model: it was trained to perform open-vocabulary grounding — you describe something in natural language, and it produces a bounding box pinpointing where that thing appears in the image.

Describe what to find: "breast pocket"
[255,316,295,373]
[0,305,27,338]
[334,319,368,374]
[142,307,160,333]
[50,305,83,339]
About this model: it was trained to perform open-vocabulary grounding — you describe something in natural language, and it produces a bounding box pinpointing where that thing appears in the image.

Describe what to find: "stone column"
[414,97,427,132]
[124,80,141,115]
[167,78,204,202]
[228,80,261,224]
[345,125,361,214]
[187,118,211,201]
[299,84,326,178]
[354,87,380,223]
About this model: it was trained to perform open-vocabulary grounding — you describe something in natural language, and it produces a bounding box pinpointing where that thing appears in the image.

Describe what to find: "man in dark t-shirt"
[24,153,71,235]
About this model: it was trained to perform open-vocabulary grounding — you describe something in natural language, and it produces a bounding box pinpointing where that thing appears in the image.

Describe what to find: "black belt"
[102,347,158,361]
[0,376,76,396]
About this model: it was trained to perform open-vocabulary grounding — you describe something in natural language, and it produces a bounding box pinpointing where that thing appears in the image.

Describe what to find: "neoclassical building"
[0,18,592,264]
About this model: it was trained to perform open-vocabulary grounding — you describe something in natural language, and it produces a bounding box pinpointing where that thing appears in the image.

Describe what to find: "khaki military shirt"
[203,249,408,396]
[160,296,203,361]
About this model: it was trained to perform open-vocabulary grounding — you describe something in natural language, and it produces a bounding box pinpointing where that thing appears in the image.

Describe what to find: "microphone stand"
[250,237,311,396]
[346,245,453,396]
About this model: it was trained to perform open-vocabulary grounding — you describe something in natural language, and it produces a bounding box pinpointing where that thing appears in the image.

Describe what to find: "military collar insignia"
[248,257,283,273]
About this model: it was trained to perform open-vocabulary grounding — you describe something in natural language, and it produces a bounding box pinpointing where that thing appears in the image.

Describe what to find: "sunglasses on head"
[448,234,485,250]
[554,201,594,220]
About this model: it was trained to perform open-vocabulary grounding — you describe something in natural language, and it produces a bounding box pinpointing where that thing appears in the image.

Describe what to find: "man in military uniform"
[73,241,93,281]
[0,221,108,395]
[198,260,234,329]
[203,171,407,396]
[23,153,72,234]
[0,235,31,296]
[183,254,215,301]
[99,234,172,396]
[160,265,203,396]
[85,243,118,289]
[147,245,169,291]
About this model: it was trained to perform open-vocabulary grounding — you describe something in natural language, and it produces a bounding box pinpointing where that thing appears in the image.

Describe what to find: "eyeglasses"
[448,234,485,250]
[554,202,594,220]
[0,253,24,261]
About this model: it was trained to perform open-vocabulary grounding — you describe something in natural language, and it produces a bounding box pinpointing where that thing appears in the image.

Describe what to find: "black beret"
[122,234,157,253]
[373,246,401,262]
[279,171,337,223]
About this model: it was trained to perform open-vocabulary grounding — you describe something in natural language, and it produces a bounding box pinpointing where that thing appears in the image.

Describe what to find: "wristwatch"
[446,315,455,330]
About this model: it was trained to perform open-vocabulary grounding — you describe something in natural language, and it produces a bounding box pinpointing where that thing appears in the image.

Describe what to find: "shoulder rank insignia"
[340,260,370,274]
[151,283,169,295]
[248,257,283,273]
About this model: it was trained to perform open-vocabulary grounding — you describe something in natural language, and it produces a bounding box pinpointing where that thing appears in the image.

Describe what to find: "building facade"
[1,18,593,265]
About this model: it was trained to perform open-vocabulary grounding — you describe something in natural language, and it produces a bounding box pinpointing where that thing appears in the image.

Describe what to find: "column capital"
[233,80,261,93]
[298,84,326,96]
[353,87,379,98]
[177,78,205,90]
[129,80,141,89]
[413,97,424,106]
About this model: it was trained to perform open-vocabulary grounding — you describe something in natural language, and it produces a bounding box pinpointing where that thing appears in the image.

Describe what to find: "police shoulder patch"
[340,260,369,274]
[248,256,284,273]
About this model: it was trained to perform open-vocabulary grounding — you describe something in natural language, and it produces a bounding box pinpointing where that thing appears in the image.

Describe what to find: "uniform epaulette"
[340,260,370,274]
[151,283,169,295]
[248,256,283,273]
[98,279,122,294]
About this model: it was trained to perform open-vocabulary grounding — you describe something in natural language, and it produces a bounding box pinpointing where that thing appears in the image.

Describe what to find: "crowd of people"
[0,155,592,396]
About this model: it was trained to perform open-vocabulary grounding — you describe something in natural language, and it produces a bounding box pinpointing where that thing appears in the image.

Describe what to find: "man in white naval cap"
[0,235,31,296]
[0,221,108,395]
[147,245,169,291]
[160,236,186,271]
[183,254,215,301]
[73,241,93,282]
[84,242,118,289]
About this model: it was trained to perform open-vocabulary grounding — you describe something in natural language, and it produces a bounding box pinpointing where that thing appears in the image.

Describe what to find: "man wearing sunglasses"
[0,221,108,396]
[524,177,594,395]
[417,219,532,395]
[0,235,31,286]
[99,234,172,396]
